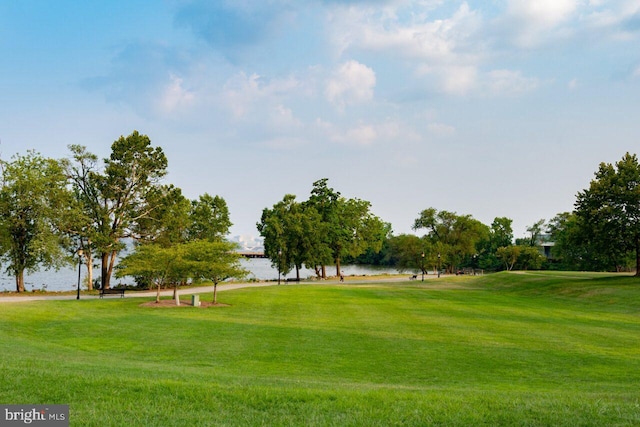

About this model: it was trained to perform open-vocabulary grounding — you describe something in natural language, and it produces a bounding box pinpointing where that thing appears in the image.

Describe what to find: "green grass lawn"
[1,272,639,426]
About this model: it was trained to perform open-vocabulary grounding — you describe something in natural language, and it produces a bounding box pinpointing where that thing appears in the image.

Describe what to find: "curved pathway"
[0,274,441,303]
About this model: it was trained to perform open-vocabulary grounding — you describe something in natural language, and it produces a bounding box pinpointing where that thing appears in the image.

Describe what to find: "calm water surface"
[0,258,403,292]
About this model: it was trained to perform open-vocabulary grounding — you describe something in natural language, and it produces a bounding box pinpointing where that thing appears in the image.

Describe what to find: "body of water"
[0,258,404,293]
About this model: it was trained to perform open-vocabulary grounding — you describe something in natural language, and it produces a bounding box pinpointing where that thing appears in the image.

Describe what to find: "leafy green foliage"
[117,240,247,303]
[476,217,514,270]
[575,152,640,274]
[115,243,185,302]
[259,179,388,279]
[0,151,72,291]
[258,194,324,279]
[182,239,247,302]
[68,132,169,289]
[413,208,490,273]
[385,234,432,274]
[188,193,232,242]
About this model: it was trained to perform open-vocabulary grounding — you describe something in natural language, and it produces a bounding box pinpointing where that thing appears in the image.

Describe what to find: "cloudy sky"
[2,0,640,241]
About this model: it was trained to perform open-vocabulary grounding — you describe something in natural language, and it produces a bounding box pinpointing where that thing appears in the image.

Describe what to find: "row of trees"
[257,179,389,280]
[347,210,547,275]
[257,179,550,279]
[348,152,640,276]
[0,131,245,293]
[2,136,639,293]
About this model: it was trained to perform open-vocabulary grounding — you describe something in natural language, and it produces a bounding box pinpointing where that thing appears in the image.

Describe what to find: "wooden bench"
[99,288,126,298]
[285,278,300,283]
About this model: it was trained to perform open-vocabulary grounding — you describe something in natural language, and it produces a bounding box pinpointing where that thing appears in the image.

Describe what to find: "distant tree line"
[257,179,548,278]
[2,137,640,293]
[260,153,640,277]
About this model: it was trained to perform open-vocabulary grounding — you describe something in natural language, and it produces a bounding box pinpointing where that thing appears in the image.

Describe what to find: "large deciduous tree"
[68,131,168,289]
[413,208,489,274]
[575,152,640,274]
[0,151,72,292]
[305,178,387,277]
[258,194,323,281]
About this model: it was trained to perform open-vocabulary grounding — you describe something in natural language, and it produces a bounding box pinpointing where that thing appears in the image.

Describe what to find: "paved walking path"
[0,274,437,303]
[0,282,274,302]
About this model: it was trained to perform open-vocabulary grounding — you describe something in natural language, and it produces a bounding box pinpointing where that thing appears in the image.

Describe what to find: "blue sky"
[2,0,640,241]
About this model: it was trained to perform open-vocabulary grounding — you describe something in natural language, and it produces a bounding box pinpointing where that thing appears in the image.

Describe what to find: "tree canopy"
[7,139,640,289]
[574,152,640,274]
[67,132,169,289]
[117,240,246,304]
[0,151,73,291]
[413,208,489,274]
[258,179,388,279]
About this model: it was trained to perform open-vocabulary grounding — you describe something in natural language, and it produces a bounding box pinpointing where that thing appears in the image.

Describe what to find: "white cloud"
[345,124,377,146]
[221,72,301,118]
[316,116,419,148]
[583,0,640,40]
[320,120,377,146]
[325,60,376,109]
[329,2,481,61]
[158,74,195,114]
[327,3,483,95]
[441,65,478,95]
[505,0,579,47]
[222,72,261,118]
[268,104,302,130]
[507,0,578,27]
[485,69,540,95]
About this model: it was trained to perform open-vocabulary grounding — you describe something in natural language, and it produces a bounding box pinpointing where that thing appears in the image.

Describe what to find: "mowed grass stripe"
[1,272,639,425]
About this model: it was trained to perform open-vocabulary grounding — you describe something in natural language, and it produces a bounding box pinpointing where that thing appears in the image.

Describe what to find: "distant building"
[535,234,555,260]
[230,235,264,252]
[541,242,555,259]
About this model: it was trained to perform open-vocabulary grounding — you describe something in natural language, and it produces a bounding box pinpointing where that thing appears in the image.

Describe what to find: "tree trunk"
[16,270,25,293]
[101,252,110,289]
[155,283,161,303]
[296,266,300,281]
[174,285,180,306]
[84,251,94,291]
[108,250,117,286]
[213,282,218,304]
[321,265,326,279]
[635,235,640,277]
[335,258,341,277]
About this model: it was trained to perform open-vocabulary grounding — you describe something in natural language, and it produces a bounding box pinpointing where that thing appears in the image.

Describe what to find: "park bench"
[285,278,300,283]
[99,288,126,298]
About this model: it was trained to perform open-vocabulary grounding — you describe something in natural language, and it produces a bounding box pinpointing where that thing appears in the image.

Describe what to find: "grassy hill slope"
[1,272,639,426]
